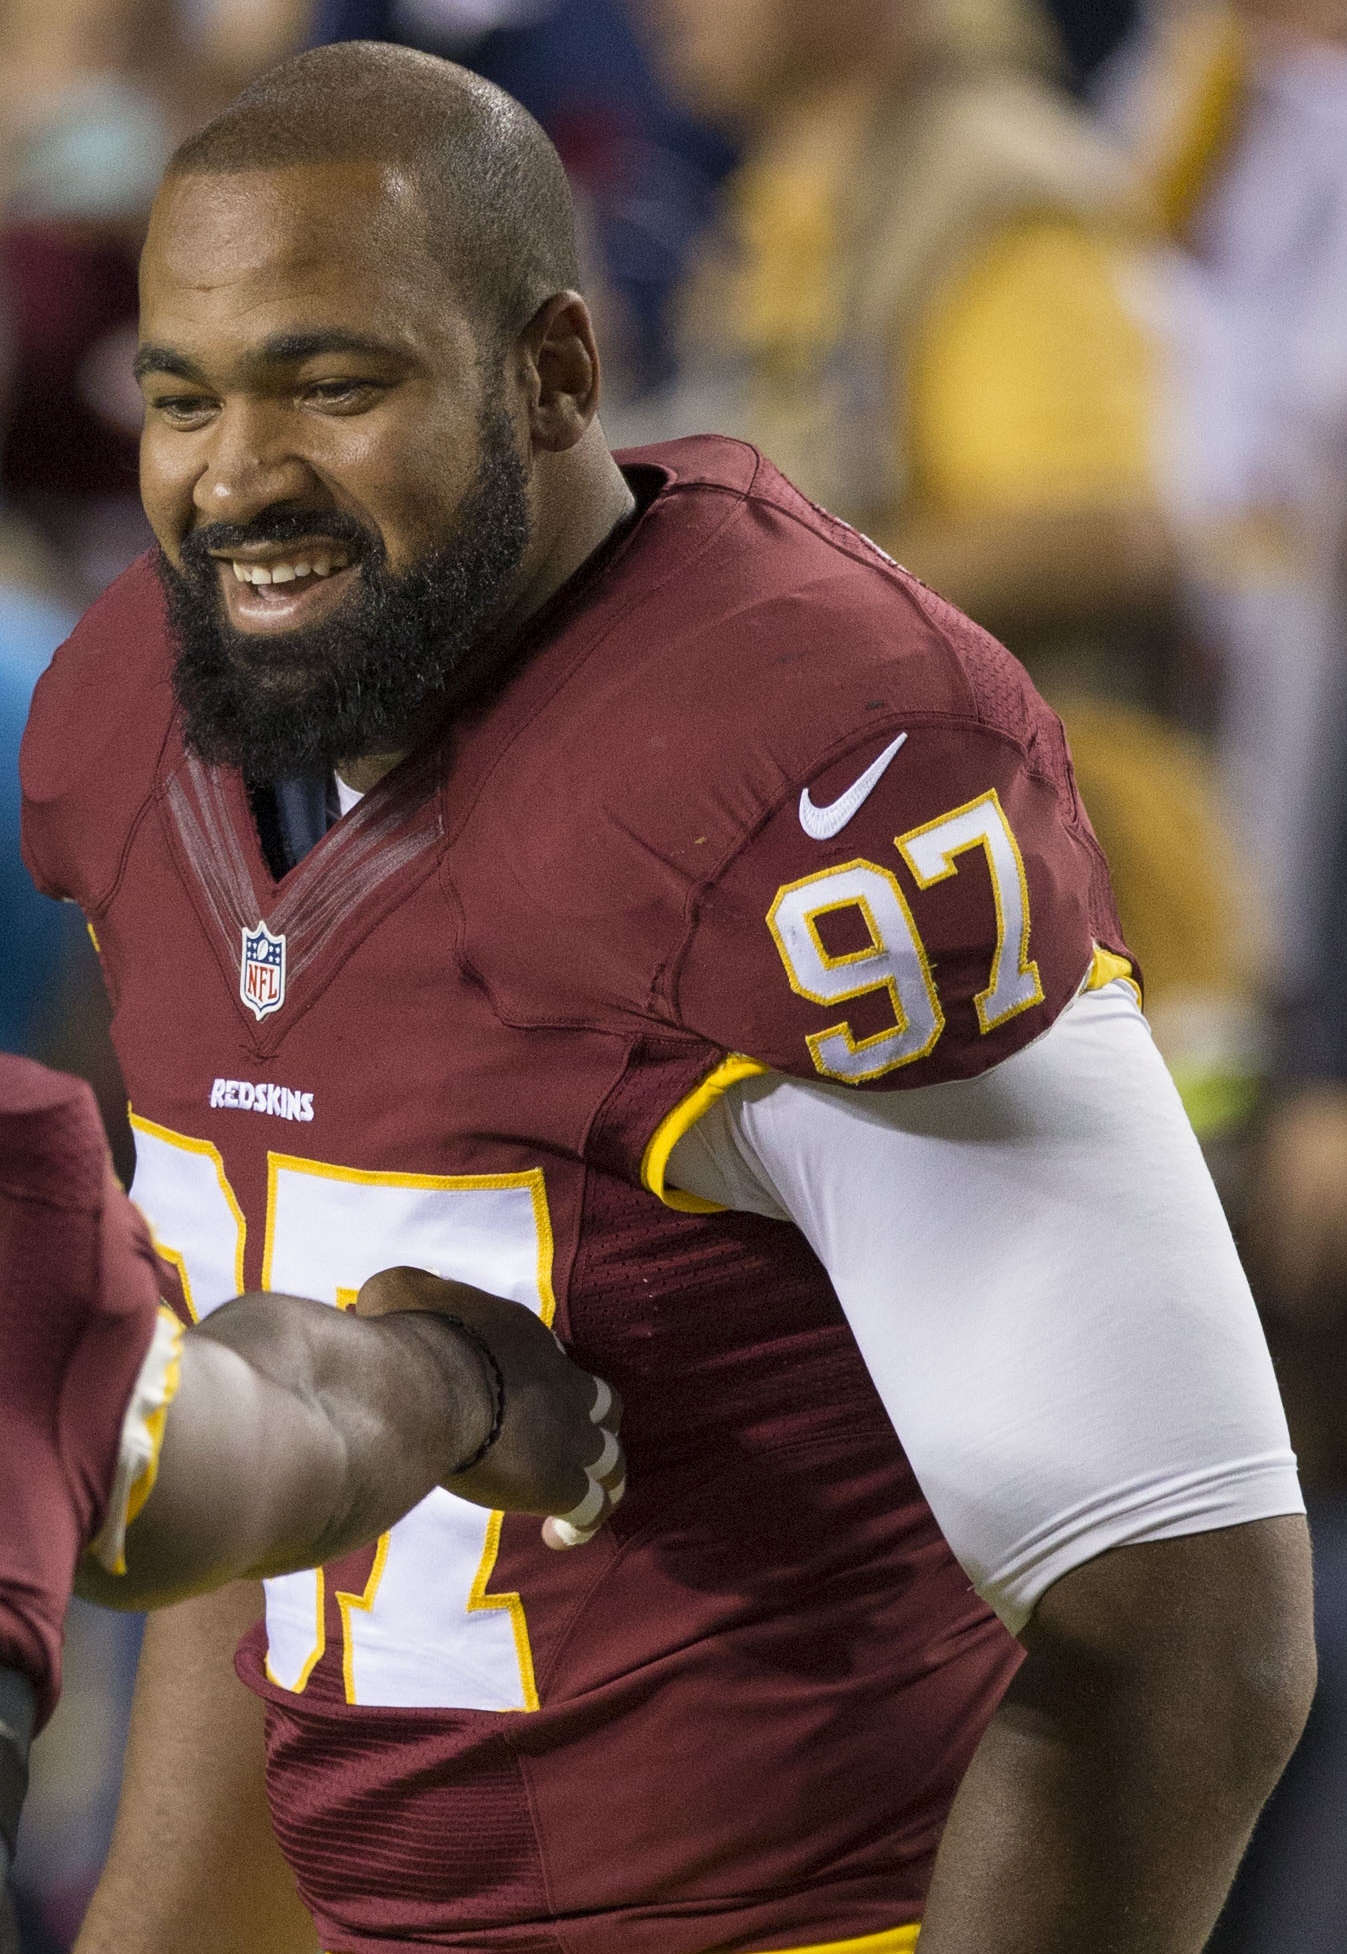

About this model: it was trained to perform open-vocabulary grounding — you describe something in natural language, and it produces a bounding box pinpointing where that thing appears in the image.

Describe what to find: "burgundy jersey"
[22,438,1127,1953]
[0,1057,160,1727]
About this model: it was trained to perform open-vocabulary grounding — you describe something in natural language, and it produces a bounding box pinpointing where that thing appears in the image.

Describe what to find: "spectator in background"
[0,604,76,1054]
[311,0,735,392]
[0,0,314,598]
[0,0,170,595]
[1109,0,1347,1272]
[1111,0,1347,1008]
[1107,6,1347,1949]
[628,0,1166,646]
[631,0,1261,1139]
[0,19,313,1940]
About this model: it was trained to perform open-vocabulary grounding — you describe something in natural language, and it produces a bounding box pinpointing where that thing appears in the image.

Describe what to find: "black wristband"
[439,1316,506,1476]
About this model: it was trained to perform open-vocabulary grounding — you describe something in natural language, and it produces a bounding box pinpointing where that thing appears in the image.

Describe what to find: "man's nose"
[193,405,317,523]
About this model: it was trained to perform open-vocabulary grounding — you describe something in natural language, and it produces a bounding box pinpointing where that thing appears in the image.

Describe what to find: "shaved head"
[167,41,581,342]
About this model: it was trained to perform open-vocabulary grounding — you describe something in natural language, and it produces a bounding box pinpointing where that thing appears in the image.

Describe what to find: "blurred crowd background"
[3,0,1347,1946]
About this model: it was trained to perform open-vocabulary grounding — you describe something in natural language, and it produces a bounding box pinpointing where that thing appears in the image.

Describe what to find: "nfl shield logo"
[240,921,286,1021]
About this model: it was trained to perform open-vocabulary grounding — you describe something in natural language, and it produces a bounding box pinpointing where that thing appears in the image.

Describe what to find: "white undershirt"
[334,773,364,817]
[667,982,1303,1633]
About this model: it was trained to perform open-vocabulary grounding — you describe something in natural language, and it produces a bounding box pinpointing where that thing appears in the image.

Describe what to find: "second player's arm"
[74,1275,625,1954]
[78,1276,625,1610]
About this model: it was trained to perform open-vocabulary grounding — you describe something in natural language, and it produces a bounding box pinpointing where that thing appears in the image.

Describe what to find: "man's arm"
[79,1274,626,1610]
[75,1582,318,1954]
[0,1059,620,1946]
[920,1518,1314,1953]
[669,981,1312,1945]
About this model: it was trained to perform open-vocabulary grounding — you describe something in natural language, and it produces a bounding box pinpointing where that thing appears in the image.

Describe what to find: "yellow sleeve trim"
[641,1053,772,1213]
[124,1320,184,1528]
[94,1305,185,1575]
[1085,943,1142,1008]
[646,956,1135,1214]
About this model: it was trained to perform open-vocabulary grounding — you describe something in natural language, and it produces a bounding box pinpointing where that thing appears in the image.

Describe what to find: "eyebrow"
[133,344,204,382]
[249,330,408,366]
[134,330,408,384]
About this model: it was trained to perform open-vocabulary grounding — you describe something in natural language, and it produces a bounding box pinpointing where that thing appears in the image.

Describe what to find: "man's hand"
[354,1267,626,1548]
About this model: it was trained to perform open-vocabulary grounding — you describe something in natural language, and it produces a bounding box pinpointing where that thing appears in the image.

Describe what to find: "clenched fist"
[355,1266,626,1547]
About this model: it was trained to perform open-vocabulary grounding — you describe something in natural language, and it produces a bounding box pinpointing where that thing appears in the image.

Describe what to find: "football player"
[21,41,1312,1954]
[0,1054,623,1953]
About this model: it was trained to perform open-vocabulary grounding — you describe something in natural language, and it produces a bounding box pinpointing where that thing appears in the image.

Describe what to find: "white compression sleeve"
[667,982,1303,1633]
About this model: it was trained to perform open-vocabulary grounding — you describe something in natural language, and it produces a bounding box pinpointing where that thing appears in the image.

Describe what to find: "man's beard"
[159,400,531,782]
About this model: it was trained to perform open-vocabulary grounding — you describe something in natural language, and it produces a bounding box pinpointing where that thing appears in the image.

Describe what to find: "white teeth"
[229,551,351,586]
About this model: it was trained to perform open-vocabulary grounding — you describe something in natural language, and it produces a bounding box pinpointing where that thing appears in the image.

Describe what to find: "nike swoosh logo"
[799,732,908,840]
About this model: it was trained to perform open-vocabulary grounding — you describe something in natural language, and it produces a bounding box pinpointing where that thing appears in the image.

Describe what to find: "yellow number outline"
[895,789,1045,1034]
[766,859,944,1083]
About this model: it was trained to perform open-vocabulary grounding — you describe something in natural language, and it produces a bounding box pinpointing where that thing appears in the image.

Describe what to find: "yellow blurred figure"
[638,0,1165,629]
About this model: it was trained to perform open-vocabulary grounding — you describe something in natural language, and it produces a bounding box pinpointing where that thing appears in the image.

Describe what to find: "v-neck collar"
[160,739,444,1055]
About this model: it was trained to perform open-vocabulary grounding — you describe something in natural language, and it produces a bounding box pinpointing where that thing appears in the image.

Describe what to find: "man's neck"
[506,433,637,649]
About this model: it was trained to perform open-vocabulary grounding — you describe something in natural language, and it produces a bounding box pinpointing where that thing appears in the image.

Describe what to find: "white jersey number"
[130,1118,556,1712]
[767,862,944,1081]
[769,789,1044,1082]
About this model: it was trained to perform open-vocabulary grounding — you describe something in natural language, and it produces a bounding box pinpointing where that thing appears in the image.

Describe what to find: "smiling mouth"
[208,537,368,633]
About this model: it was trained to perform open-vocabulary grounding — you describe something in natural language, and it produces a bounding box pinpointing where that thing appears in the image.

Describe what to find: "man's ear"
[517,291,601,453]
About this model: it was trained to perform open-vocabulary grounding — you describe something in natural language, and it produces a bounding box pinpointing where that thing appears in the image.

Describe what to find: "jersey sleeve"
[660,710,1128,1151]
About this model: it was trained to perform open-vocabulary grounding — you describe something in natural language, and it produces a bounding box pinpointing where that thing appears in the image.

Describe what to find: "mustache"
[179,508,379,574]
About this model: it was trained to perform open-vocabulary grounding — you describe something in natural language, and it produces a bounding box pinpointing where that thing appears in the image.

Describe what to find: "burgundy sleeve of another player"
[0,1058,161,1726]
[666,710,1131,1096]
